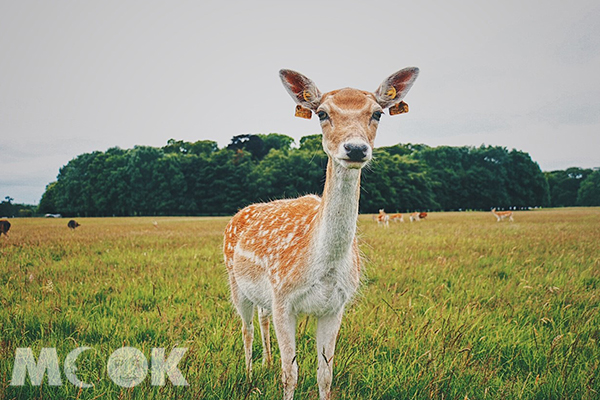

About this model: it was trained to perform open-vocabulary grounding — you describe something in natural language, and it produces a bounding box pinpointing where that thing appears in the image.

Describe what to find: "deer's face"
[279,67,419,169]
[316,89,382,169]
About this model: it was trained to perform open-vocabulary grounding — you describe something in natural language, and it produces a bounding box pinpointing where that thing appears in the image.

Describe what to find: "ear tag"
[386,87,397,99]
[295,105,312,119]
[303,90,312,102]
[389,101,409,116]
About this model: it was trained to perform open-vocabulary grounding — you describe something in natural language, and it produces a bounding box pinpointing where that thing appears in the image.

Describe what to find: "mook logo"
[10,347,188,387]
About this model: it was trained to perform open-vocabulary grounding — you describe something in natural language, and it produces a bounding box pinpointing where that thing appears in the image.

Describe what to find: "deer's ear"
[279,69,322,111]
[374,67,419,110]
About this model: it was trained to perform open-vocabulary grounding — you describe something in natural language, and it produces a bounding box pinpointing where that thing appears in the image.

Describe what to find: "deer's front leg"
[272,304,298,400]
[316,311,343,400]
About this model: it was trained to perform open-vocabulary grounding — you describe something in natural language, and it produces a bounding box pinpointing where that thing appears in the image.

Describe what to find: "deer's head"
[280,67,419,169]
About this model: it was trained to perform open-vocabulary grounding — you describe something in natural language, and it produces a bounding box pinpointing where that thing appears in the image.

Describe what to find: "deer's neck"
[312,159,361,264]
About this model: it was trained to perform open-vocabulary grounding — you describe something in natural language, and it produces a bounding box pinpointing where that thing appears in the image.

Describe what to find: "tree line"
[34,134,598,217]
[0,196,36,218]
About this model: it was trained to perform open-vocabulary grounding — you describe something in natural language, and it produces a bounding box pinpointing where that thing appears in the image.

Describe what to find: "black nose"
[344,143,369,161]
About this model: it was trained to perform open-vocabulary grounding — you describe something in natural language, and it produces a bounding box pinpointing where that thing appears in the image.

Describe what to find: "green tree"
[250,148,326,202]
[201,148,257,214]
[0,197,16,217]
[506,150,549,208]
[361,150,437,213]
[189,140,218,156]
[546,167,592,207]
[413,146,470,210]
[299,134,323,153]
[38,182,59,214]
[227,134,268,160]
[259,133,296,153]
[576,170,600,206]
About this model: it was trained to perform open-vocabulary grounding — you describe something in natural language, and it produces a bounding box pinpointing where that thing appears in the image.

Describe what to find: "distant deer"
[389,213,404,223]
[409,212,421,222]
[377,209,390,227]
[0,220,10,237]
[491,208,513,222]
[223,67,419,399]
[67,220,80,229]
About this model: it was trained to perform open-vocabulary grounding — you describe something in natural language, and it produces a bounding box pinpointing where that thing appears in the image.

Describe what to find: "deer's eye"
[317,111,329,121]
[372,111,382,122]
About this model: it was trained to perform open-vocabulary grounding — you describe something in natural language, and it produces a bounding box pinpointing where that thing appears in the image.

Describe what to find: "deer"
[389,213,404,223]
[491,208,513,222]
[409,212,420,222]
[377,208,390,227]
[223,67,419,400]
[409,211,428,222]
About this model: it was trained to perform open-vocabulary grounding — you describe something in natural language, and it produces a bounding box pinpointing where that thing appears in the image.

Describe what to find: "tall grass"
[1,208,599,399]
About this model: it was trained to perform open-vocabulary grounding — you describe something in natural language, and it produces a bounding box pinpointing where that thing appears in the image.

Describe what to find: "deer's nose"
[344,143,369,161]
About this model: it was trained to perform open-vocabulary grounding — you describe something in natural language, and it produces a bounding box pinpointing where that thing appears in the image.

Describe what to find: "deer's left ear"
[279,69,322,111]
[374,67,419,110]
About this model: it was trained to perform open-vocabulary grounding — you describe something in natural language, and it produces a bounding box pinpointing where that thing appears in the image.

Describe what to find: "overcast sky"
[1,0,599,204]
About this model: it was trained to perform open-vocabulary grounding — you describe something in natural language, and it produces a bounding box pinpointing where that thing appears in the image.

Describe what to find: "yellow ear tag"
[303,90,312,102]
[386,87,397,99]
[295,105,312,119]
[389,101,409,116]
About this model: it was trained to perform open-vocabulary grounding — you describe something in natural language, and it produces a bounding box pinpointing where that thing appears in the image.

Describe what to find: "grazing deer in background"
[0,220,10,237]
[409,212,420,222]
[419,212,427,220]
[491,208,513,222]
[223,67,419,400]
[377,208,390,227]
[67,220,80,229]
[389,213,404,223]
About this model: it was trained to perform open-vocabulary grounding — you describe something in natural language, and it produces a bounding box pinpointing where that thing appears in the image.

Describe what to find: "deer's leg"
[258,307,272,366]
[272,304,297,400]
[316,311,343,400]
[229,276,255,375]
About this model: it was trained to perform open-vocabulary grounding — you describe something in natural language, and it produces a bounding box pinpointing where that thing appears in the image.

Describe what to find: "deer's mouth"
[337,157,369,169]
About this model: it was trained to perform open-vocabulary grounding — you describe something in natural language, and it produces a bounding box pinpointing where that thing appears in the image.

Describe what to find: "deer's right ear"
[279,69,322,112]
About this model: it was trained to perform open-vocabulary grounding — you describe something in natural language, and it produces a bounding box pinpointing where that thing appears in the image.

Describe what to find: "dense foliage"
[36,134,595,217]
[0,196,36,218]
[544,167,599,207]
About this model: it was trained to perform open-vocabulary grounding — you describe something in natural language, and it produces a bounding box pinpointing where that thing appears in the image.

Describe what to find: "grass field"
[1,208,599,399]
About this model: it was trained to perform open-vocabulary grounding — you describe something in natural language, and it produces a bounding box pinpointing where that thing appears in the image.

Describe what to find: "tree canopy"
[36,134,596,217]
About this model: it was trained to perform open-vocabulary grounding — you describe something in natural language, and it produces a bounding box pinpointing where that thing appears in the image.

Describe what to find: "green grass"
[1,209,599,399]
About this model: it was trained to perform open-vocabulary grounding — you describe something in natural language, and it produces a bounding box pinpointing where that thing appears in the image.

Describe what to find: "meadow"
[1,208,599,399]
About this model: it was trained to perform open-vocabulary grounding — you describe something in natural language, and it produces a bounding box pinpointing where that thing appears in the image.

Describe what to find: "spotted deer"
[491,208,514,222]
[389,213,404,223]
[223,67,419,400]
[377,208,390,227]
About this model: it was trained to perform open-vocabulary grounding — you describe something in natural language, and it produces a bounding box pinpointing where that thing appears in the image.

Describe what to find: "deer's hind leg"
[228,274,255,375]
[258,307,272,366]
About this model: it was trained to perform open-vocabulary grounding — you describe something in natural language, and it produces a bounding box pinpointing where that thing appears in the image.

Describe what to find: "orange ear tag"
[389,101,409,116]
[386,87,397,99]
[295,105,312,119]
